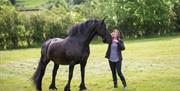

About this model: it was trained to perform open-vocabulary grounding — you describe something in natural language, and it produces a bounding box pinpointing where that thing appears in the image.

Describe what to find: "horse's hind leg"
[49,63,59,90]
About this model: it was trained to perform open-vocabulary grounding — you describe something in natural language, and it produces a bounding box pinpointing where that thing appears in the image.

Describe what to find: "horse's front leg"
[64,64,74,91]
[79,60,87,91]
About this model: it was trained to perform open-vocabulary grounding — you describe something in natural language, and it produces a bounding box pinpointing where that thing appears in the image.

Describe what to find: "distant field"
[16,0,49,8]
[0,35,180,91]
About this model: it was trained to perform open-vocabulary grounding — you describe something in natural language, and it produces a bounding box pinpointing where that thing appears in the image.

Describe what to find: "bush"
[0,0,179,49]
[0,1,81,49]
[0,3,22,49]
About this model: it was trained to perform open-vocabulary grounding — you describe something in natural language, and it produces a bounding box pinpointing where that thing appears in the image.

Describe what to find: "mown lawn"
[16,0,49,8]
[0,35,180,91]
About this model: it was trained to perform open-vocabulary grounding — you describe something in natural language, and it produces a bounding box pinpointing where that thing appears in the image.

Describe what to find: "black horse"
[32,19,112,91]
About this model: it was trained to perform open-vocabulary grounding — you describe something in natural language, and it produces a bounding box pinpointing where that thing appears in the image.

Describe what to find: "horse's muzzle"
[103,39,108,43]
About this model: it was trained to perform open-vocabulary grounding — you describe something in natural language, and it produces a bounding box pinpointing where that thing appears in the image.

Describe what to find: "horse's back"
[41,38,64,57]
[46,38,69,64]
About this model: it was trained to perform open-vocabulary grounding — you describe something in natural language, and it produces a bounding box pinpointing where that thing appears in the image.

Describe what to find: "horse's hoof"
[49,89,57,91]
[36,89,42,91]
[36,88,42,91]
[80,89,87,91]
[49,85,57,90]
[64,86,71,91]
[80,87,87,91]
[49,87,57,90]
[123,86,127,89]
[79,85,87,91]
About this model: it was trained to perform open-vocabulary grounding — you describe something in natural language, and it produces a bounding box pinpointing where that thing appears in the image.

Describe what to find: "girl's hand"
[113,39,119,43]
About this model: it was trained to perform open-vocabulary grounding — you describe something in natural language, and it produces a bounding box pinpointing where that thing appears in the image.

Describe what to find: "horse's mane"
[68,19,99,36]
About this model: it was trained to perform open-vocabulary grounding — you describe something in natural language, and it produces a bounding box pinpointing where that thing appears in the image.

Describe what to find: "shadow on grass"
[113,87,137,91]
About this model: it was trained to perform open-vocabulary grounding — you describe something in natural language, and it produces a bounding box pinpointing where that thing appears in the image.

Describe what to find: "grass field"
[16,0,49,8]
[0,35,180,91]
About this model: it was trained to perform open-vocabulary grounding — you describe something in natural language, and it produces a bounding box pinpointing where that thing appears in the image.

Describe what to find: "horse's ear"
[101,18,105,24]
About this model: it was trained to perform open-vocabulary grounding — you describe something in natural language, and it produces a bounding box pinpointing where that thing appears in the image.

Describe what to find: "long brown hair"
[112,29,124,40]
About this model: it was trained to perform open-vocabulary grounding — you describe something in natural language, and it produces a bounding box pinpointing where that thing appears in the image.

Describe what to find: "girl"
[105,29,127,88]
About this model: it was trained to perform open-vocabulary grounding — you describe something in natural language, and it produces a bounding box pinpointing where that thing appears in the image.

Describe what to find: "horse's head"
[96,19,112,43]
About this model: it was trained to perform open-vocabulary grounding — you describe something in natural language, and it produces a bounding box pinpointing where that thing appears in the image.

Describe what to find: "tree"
[79,0,173,37]
[172,0,180,32]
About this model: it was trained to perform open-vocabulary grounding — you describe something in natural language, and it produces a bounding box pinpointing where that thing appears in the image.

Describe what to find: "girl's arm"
[118,40,125,50]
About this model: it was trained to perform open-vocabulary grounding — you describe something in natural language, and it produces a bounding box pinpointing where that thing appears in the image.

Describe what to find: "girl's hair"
[113,29,124,40]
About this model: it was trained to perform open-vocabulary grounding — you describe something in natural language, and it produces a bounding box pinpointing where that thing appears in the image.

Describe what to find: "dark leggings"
[108,60,127,87]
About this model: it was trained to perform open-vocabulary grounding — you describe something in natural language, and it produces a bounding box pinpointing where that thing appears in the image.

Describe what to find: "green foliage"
[0,3,23,48]
[79,0,178,38]
[29,14,47,42]
[0,0,84,49]
[172,0,180,32]
[0,0,180,49]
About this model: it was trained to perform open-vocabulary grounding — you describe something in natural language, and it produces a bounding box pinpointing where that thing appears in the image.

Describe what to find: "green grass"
[16,0,49,8]
[0,35,180,91]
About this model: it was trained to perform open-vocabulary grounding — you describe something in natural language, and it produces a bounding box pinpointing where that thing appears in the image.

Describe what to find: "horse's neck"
[68,29,96,47]
[83,29,97,46]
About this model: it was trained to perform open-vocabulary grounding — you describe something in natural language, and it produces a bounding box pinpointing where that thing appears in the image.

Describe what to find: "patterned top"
[109,42,119,62]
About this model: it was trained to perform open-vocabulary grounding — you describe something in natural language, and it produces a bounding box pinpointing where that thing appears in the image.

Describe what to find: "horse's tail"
[32,54,44,85]
[31,40,51,88]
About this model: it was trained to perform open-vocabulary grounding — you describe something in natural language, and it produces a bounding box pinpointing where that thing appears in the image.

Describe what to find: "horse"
[32,19,112,91]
